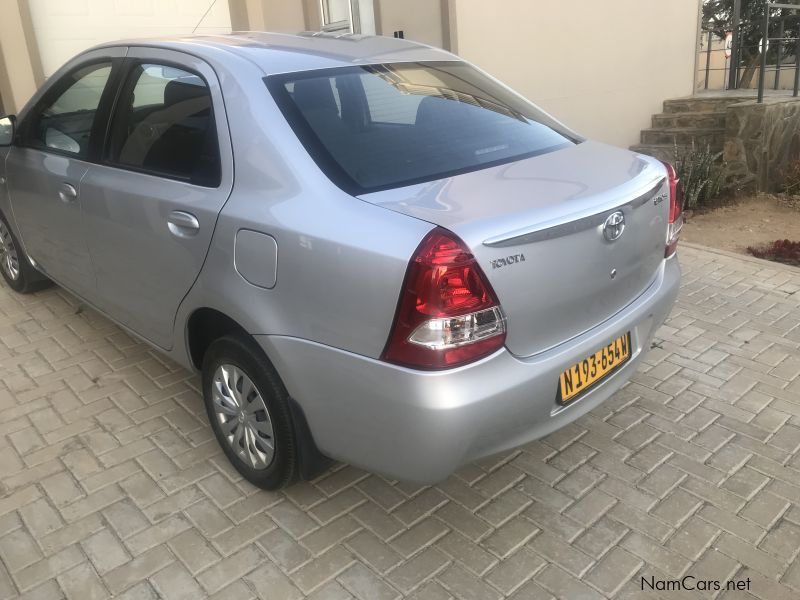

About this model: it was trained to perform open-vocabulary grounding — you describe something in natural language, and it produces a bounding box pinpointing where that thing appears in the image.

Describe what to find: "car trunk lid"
[359,141,669,358]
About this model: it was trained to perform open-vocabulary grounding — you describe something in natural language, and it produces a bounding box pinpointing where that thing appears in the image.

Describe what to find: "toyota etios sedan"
[0,33,681,489]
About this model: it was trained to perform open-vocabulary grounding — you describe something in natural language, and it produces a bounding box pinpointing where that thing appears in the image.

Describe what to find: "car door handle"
[167,211,200,238]
[57,183,78,203]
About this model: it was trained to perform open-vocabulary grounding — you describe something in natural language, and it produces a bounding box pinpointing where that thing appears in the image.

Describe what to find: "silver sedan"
[0,32,681,489]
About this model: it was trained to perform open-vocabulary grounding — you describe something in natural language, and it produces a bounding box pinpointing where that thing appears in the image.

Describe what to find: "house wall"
[230,0,307,32]
[27,0,233,79]
[449,0,702,148]
[374,0,444,48]
[0,0,44,114]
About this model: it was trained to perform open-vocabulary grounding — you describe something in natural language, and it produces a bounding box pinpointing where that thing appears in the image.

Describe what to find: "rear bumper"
[257,257,680,484]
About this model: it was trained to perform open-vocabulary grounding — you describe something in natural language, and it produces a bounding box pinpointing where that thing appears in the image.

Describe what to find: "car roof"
[92,31,457,76]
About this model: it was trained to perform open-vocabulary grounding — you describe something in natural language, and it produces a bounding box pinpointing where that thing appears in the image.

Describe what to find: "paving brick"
[14,545,83,593]
[620,532,690,578]
[437,530,497,576]
[57,562,109,600]
[310,488,367,524]
[438,564,502,600]
[103,545,174,595]
[124,513,191,555]
[484,547,545,595]
[0,527,42,573]
[697,505,763,544]
[338,562,399,600]
[258,525,312,572]
[535,564,605,600]
[392,489,449,526]
[528,531,594,577]
[759,519,800,560]
[81,528,131,574]
[666,515,719,560]
[564,488,616,526]
[291,545,355,594]
[390,517,448,558]
[523,501,583,542]
[608,503,672,543]
[1,246,799,598]
[573,516,628,559]
[584,546,642,596]
[301,515,360,556]
[649,488,702,527]
[435,501,491,541]
[715,533,784,578]
[481,515,539,559]
[722,467,770,499]
[740,490,789,528]
[386,548,448,594]
[143,563,202,600]
[19,497,63,539]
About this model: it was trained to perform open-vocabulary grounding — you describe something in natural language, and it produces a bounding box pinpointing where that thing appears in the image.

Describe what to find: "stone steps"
[640,127,725,148]
[663,96,751,114]
[652,111,727,129]
[632,96,737,161]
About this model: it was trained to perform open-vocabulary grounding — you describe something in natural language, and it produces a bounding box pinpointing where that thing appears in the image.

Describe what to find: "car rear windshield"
[265,61,577,195]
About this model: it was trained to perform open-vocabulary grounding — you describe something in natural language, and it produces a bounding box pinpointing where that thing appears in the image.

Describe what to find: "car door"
[6,49,124,298]
[79,48,233,349]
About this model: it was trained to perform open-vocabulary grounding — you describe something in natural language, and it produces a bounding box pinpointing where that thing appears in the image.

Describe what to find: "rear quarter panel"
[174,54,433,361]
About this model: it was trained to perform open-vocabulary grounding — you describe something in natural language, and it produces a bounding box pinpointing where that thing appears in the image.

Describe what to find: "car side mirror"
[0,115,16,146]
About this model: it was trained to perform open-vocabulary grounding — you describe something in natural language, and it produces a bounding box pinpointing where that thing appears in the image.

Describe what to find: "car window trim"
[102,58,222,189]
[18,58,123,161]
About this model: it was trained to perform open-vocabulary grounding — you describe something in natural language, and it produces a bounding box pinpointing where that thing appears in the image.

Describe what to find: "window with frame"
[108,63,220,187]
[25,62,112,158]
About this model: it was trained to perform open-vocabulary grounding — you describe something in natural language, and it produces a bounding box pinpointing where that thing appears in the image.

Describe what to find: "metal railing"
[699,1,800,102]
[757,2,800,101]
[698,31,800,95]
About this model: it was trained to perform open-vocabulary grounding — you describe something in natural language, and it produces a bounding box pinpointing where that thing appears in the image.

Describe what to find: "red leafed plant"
[747,240,800,267]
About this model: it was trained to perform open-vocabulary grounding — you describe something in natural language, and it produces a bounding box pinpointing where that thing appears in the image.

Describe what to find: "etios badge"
[603,211,626,242]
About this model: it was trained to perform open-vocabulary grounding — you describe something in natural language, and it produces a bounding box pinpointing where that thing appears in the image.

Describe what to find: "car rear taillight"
[382,228,507,370]
[662,161,683,258]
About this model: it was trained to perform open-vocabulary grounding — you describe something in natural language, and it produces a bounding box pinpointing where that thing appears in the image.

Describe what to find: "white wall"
[28,0,233,77]
[376,0,443,47]
[451,0,702,148]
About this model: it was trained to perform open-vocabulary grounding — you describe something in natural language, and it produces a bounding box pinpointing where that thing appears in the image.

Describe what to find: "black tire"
[0,213,51,294]
[202,334,298,490]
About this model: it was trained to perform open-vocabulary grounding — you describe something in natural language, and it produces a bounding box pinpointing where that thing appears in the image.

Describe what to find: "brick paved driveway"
[0,244,799,600]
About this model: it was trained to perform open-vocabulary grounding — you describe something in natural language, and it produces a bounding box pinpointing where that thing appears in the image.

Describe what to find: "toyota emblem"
[603,211,626,242]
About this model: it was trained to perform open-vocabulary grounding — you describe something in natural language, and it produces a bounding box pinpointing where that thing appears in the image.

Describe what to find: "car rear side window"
[266,61,577,194]
[107,63,220,187]
[24,62,113,158]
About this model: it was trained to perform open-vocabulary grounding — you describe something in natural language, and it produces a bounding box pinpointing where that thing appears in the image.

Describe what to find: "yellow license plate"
[558,332,631,404]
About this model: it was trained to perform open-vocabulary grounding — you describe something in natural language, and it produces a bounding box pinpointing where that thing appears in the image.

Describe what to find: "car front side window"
[24,62,113,159]
[106,63,220,187]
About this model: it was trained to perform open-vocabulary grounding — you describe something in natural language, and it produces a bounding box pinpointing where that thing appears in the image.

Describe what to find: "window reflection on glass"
[27,62,112,158]
[270,61,576,193]
[109,63,220,187]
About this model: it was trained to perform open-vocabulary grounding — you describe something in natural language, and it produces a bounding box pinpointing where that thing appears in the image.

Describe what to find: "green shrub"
[673,143,725,209]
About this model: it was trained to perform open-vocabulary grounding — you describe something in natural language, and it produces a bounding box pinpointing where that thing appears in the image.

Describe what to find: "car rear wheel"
[202,334,298,490]
[0,215,50,294]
